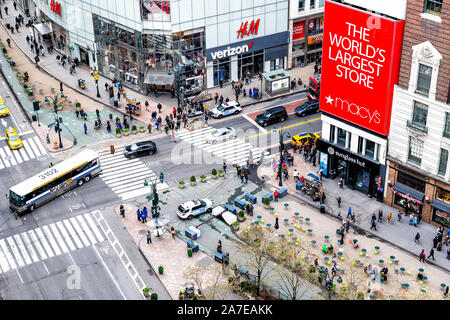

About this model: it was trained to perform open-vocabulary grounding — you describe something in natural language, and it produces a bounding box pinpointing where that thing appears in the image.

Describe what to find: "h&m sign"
[50,0,61,16]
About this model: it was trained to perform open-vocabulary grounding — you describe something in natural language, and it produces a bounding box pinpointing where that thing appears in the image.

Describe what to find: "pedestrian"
[419,249,426,262]
[146,231,152,244]
[244,172,248,184]
[274,189,279,202]
[433,236,439,249]
[83,123,87,134]
[141,207,148,223]
[30,43,34,52]
[397,211,402,222]
[414,215,418,227]
[346,206,351,218]
[427,247,435,260]
[171,227,175,239]
[274,217,279,230]
[147,122,152,133]
[378,209,383,223]
[371,212,376,223]
[240,171,245,184]
[223,162,227,174]
[346,220,350,233]
[159,172,164,184]
[157,103,162,113]
[370,220,377,231]
[15,23,19,33]
[110,144,115,154]
[444,285,449,298]
[387,212,392,224]
[119,204,125,217]
[4,6,8,15]
[137,208,142,222]
[14,2,17,10]
[414,232,421,243]
[26,35,30,45]
[60,81,64,93]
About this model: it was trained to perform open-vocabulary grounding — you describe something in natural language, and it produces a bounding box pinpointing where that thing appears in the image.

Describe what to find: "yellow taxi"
[5,127,23,149]
[291,132,320,148]
[0,96,9,117]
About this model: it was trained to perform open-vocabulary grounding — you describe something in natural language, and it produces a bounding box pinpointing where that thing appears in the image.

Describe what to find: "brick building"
[386,0,450,228]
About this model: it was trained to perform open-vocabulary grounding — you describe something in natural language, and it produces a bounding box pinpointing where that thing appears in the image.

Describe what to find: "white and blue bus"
[9,149,101,213]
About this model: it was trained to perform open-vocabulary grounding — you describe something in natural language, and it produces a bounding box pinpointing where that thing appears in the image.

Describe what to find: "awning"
[143,72,174,86]
[431,199,450,213]
[33,23,52,35]
[392,182,424,202]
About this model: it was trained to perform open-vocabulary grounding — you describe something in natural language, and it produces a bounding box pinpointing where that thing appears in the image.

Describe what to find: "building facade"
[287,0,325,69]
[385,0,450,227]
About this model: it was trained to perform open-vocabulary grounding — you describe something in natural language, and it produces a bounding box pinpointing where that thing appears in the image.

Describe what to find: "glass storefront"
[394,193,422,215]
[213,58,230,86]
[433,209,450,227]
[355,169,370,193]
[238,50,264,79]
[172,29,206,80]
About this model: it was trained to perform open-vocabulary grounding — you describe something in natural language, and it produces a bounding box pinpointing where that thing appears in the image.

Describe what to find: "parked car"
[177,199,214,220]
[291,132,320,148]
[295,100,320,117]
[211,103,242,119]
[123,141,157,158]
[5,127,23,149]
[0,96,9,117]
[255,106,288,127]
[204,127,237,144]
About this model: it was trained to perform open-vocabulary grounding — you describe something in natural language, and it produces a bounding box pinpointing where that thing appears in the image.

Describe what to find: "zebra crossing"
[176,126,262,167]
[0,136,47,169]
[99,147,168,201]
[0,212,105,274]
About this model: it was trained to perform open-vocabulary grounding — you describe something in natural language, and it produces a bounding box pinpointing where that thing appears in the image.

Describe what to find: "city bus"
[308,74,321,101]
[9,149,101,214]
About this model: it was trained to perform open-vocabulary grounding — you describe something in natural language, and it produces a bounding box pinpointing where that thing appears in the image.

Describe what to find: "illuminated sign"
[237,18,260,39]
[293,21,305,40]
[308,34,323,44]
[50,0,61,16]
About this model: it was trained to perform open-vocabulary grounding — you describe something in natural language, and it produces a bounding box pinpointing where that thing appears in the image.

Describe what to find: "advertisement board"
[293,21,305,40]
[319,1,404,136]
[272,78,290,93]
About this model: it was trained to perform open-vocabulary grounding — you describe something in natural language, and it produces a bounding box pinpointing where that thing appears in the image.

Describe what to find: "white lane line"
[6,237,25,267]
[84,213,105,242]
[63,219,84,249]
[20,233,39,263]
[11,149,23,164]
[0,243,11,272]
[76,215,97,245]
[33,136,47,155]
[0,158,4,169]
[49,223,69,253]
[243,114,268,133]
[13,234,32,265]
[18,146,29,161]
[0,239,16,269]
[42,261,50,274]
[56,221,76,251]
[92,245,126,300]
[22,139,36,158]
[16,270,24,284]
[3,148,17,166]
[69,218,90,247]
[0,148,10,167]
[27,230,47,260]
[27,138,42,157]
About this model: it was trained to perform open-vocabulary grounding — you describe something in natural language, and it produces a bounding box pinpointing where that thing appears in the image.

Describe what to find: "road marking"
[0,148,10,167]
[63,219,84,249]
[34,227,55,258]
[49,223,69,253]
[16,269,24,284]
[0,242,11,272]
[27,138,42,157]
[69,217,90,247]
[76,215,97,245]
[3,148,17,166]
[83,213,105,242]
[33,136,47,156]
[11,149,23,164]
[27,230,48,260]
[18,146,29,161]
[55,221,76,251]
[20,233,39,263]
[243,114,267,133]
[244,117,321,140]
[22,139,36,158]
[13,234,32,265]
[42,225,62,256]
[6,237,25,267]
[0,239,16,269]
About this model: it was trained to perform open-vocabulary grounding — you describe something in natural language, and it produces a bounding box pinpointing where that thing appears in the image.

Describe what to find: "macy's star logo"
[325,95,334,104]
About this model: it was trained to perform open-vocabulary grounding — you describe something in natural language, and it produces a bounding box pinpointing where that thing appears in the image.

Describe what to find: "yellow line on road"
[244,117,321,140]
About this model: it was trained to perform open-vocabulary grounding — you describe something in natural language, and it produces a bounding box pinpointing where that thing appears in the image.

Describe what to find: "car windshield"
[178,205,188,213]
[199,200,206,207]
[210,130,219,136]
[0,104,5,110]
[129,144,138,151]
[261,111,270,118]
[217,106,224,111]
[9,135,19,141]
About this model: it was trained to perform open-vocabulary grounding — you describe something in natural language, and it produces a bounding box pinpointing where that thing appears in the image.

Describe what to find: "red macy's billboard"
[319,1,404,136]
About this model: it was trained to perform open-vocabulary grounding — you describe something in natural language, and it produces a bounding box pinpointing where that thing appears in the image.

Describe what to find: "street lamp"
[95,78,100,98]
[275,127,291,187]
[29,19,39,65]
[46,95,64,149]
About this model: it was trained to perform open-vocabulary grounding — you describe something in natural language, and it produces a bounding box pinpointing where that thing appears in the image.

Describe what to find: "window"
[365,140,375,159]
[408,137,423,165]
[337,128,346,147]
[416,64,432,95]
[329,125,335,142]
[424,0,443,15]
[347,132,351,149]
[397,171,426,193]
[319,0,325,7]
[298,0,305,11]
[357,136,363,154]
[444,113,450,138]
[411,101,428,129]
[438,148,448,176]
[310,0,315,9]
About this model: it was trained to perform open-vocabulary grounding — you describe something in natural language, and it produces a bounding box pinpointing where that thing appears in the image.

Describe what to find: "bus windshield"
[9,191,25,207]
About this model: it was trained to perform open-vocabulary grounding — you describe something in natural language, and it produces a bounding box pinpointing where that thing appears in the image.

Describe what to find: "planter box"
[219,172,225,177]
[190,182,196,186]
[132,130,137,135]
[234,198,246,210]
[232,225,239,231]
[179,184,185,189]
[201,178,206,183]
[140,129,145,133]
[211,175,217,179]
[116,134,122,138]
[245,193,257,204]
[237,216,245,222]
[124,132,129,136]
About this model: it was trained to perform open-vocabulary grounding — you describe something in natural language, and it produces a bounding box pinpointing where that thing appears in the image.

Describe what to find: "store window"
[434,188,450,227]
[397,171,426,193]
[394,193,423,215]
[319,0,325,7]
[424,0,443,15]
[172,29,206,79]
[444,112,450,138]
[298,0,305,12]
[337,128,346,147]
[416,64,432,95]
[213,57,230,86]
[310,0,315,9]
[408,136,423,165]
[436,188,450,203]
[330,125,336,143]
[238,50,263,80]
[365,140,375,159]
[355,169,370,193]
[438,148,448,176]
[357,136,363,154]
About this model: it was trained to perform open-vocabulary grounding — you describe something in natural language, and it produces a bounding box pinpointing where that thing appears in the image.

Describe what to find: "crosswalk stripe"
[100,161,146,174]
[112,180,154,193]
[18,146,30,161]
[0,158,4,169]
[11,149,23,164]
[0,239,15,270]
[22,139,36,158]
[98,147,125,157]
[106,171,156,186]
[6,237,25,267]
[33,136,47,156]
[34,228,55,258]
[62,220,84,249]
[13,234,32,265]
[69,218,90,247]
[0,148,9,167]
[20,233,39,263]
[27,230,47,260]
[101,165,149,180]
[0,242,11,272]
[3,148,17,166]
[42,225,62,256]
[56,221,76,251]
[76,216,97,245]
[49,223,69,253]
[83,213,105,242]
[27,138,42,157]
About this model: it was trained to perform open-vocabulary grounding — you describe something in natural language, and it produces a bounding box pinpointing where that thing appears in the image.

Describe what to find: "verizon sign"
[210,41,253,60]
[319,1,404,135]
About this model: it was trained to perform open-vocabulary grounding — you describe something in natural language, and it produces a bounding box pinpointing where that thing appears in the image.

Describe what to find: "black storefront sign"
[316,138,383,201]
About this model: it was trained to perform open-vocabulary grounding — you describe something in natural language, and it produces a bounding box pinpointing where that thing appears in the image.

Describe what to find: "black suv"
[295,100,320,117]
[255,106,288,127]
[124,141,157,158]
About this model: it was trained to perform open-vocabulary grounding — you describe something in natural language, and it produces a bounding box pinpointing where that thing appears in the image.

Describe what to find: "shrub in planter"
[237,210,245,222]
[75,101,81,109]
[308,265,316,273]
[211,168,217,179]
[132,124,137,134]
[28,91,33,97]
[218,169,225,177]
[123,129,129,136]
[2,48,7,54]
[356,292,365,300]
[139,126,145,133]
[200,174,206,182]
[232,221,240,231]
[253,238,260,246]
[241,231,249,238]
[263,197,270,209]
[178,180,185,189]
[150,293,158,300]
[190,175,196,186]
[142,287,150,297]
[158,266,164,274]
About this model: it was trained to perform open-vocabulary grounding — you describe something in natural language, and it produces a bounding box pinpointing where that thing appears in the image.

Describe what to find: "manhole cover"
[138,229,147,235]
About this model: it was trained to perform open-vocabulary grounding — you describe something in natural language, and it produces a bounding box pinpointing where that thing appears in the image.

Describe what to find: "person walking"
[137,208,142,222]
[83,123,87,135]
[14,2,17,10]
[427,247,435,260]
[397,211,402,222]
[370,220,377,231]
[4,6,8,15]
[274,217,279,230]
[274,189,279,202]
[387,212,392,224]
[345,220,350,233]
[159,172,164,184]
[223,162,227,174]
[244,172,248,184]
[371,212,376,224]
[347,206,352,218]
[119,204,125,217]
[415,232,420,243]
[6,38,11,48]
[110,144,115,155]
[419,249,426,262]
[170,227,175,239]
[15,23,19,33]
[141,207,148,223]
[157,103,162,113]
[433,236,439,249]
[337,196,341,208]
[378,210,383,223]
[146,231,152,244]
[147,122,152,134]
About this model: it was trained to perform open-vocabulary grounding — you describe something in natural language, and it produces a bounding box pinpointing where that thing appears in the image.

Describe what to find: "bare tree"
[183,263,231,300]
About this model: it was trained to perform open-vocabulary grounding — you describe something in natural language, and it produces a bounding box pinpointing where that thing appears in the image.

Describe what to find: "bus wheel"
[78,179,84,186]
[29,205,35,212]
[84,175,91,183]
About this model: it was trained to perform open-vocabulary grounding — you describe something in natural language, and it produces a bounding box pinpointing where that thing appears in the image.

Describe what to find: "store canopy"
[262,68,290,82]
[431,199,450,213]
[143,72,174,86]
[33,23,52,35]
[392,182,424,201]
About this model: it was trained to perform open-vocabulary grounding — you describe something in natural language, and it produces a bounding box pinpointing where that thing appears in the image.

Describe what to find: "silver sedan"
[204,127,237,144]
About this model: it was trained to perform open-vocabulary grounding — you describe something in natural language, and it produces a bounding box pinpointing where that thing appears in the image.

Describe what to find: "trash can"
[187,248,193,257]
[158,266,164,274]
[320,204,325,213]
[114,100,118,107]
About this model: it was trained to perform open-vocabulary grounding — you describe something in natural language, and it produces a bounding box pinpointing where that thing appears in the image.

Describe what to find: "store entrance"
[336,160,347,180]
[79,48,89,65]
[238,50,263,80]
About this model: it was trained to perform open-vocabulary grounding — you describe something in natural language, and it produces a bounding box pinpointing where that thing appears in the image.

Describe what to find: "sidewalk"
[258,152,450,272]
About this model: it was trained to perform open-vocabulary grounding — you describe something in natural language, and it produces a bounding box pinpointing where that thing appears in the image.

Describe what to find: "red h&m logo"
[237,18,260,39]
[50,0,61,17]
